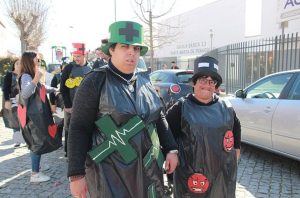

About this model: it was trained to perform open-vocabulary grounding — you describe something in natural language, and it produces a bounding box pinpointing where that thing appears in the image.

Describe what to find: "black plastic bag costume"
[173,97,237,198]
[85,68,166,198]
[2,72,19,129]
[18,81,62,155]
[2,98,19,129]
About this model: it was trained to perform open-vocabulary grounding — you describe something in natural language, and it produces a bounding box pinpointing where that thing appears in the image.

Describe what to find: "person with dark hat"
[60,43,91,157]
[67,21,178,198]
[166,56,241,197]
[92,39,109,69]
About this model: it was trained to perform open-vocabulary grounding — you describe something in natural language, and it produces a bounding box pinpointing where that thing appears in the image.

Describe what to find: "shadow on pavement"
[0,126,71,198]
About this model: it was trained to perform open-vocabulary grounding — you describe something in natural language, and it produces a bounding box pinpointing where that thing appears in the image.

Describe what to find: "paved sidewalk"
[236,146,300,198]
[2,121,300,198]
[1,92,300,197]
[0,89,71,198]
[0,122,71,198]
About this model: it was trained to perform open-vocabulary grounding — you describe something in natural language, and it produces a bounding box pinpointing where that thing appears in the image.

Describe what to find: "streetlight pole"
[149,10,154,71]
[147,0,154,71]
[114,0,117,21]
[209,29,213,51]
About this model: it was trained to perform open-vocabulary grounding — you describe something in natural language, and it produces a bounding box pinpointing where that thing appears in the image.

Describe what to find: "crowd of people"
[1,20,241,198]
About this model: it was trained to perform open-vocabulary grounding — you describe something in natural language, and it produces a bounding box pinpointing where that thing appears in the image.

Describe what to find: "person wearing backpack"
[2,58,23,147]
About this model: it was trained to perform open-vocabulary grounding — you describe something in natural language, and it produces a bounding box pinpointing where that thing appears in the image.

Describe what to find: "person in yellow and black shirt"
[60,43,91,157]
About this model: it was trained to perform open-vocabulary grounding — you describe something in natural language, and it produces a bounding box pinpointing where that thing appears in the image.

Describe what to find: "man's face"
[95,50,105,59]
[109,43,140,74]
[73,54,85,66]
[193,76,217,103]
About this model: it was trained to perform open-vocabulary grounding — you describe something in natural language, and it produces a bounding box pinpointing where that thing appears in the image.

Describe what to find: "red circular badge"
[187,173,209,193]
[223,130,234,152]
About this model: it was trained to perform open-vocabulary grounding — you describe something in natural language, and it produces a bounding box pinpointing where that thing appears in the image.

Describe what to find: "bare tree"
[133,0,179,71]
[2,0,49,53]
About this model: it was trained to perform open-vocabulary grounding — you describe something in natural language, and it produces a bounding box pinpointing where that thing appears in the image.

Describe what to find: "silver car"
[226,69,300,161]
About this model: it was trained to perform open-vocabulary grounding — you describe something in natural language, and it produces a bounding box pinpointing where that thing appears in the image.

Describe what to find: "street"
[0,109,300,197]
[236,144,300,198]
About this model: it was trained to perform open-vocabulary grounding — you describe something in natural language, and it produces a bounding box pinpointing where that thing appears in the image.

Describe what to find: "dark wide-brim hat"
[102,21,148,56]
[192,56,222,87]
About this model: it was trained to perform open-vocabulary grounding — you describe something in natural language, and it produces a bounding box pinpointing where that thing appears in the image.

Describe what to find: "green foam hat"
[102,21,148,56]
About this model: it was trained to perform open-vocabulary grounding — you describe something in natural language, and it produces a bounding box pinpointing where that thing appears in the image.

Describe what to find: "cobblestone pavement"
[236,145,300,198]
[1,95,300,197]
[0,121,71,198]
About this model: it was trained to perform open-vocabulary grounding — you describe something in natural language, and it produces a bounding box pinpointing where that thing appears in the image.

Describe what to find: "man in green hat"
[67,21,178,197]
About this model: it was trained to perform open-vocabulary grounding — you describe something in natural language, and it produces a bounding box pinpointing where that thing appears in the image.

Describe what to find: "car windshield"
[246,73,292,98]
[47,64,61,73]
[176,72,193,83]
[137,57,147,71]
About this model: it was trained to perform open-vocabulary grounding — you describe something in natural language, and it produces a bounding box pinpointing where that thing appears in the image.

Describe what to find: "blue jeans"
[30,152,41,172]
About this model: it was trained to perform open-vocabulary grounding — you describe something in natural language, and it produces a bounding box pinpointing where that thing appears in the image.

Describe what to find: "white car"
[226,69,300,161]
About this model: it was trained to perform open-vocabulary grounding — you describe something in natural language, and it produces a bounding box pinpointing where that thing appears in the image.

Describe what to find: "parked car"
[226,69,300,161]
[137,57,148,71]
[47,63,61,73]
[150,69,193,110]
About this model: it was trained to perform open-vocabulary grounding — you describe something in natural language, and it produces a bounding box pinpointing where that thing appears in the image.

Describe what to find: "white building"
[154,0,300,69]
[0,20,8,56]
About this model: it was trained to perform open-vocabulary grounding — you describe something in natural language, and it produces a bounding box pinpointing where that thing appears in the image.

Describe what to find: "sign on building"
[278,0,300,22]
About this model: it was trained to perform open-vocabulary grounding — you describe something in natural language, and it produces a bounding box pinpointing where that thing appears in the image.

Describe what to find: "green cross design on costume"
[88,115,145,164]
[143,124,165,169]
[147,183,157,198]
[119,22,139,42]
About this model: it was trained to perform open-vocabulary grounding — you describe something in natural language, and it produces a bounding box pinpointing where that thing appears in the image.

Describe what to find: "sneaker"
[40,164,50,171]
[14,143,21,148]
[30,172,50,183]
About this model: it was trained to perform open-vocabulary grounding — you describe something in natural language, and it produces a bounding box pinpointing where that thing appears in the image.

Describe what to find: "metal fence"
[205,32,300,94]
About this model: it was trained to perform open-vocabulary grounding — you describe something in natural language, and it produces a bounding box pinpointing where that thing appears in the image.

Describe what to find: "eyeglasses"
[197,77,218,86]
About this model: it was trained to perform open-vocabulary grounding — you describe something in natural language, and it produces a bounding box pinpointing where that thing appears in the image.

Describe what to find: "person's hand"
[54,88,60,94]
[64,108,73,113]
[4,101,12,110]
[51,105,57,113]
[32,67,43,84]
[70,177,88,198]
[164,153,178,174]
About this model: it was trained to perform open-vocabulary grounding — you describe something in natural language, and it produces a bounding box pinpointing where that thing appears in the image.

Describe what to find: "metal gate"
[205,32,300,94]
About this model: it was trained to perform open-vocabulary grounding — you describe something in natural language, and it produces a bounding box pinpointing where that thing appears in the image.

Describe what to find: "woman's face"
[33,55,40,68]
[193,76,217,104]
[13,60,21,74]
